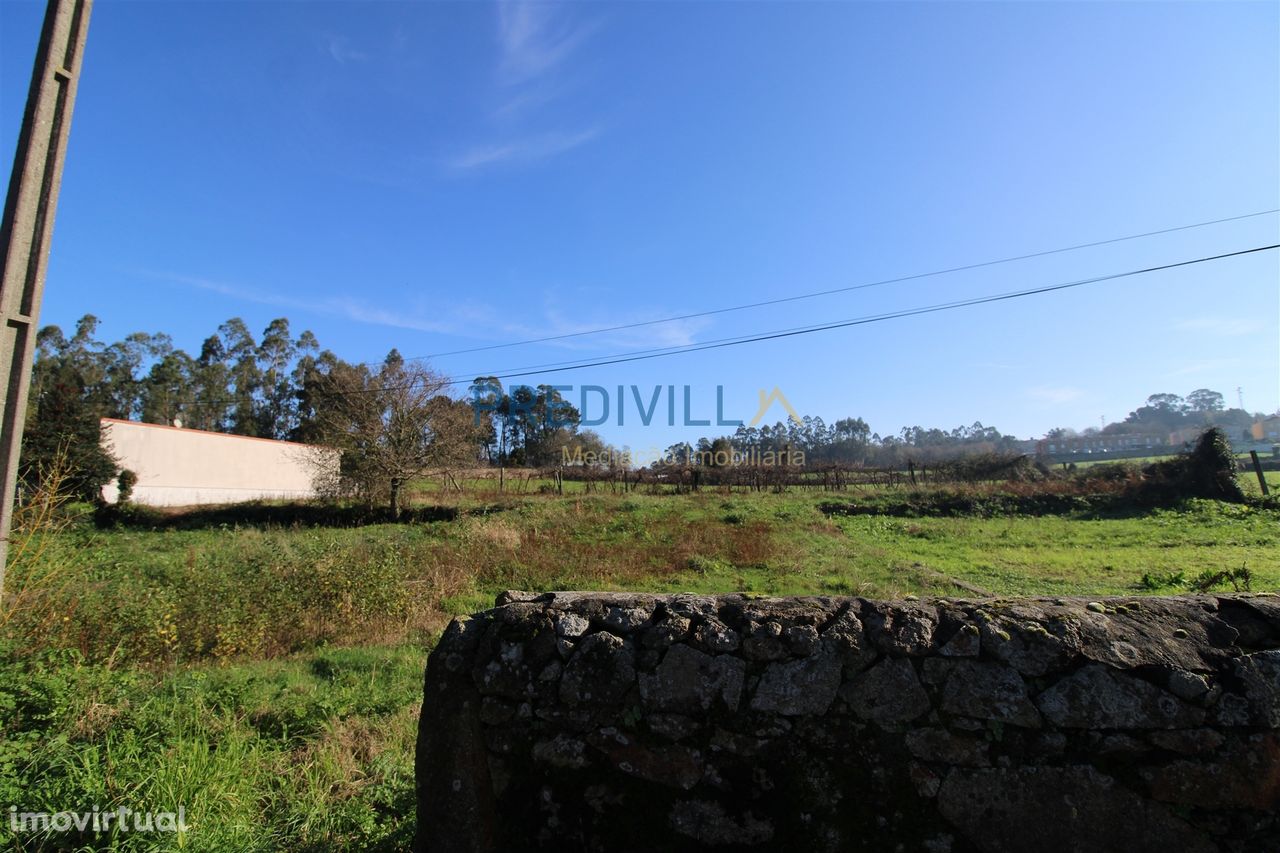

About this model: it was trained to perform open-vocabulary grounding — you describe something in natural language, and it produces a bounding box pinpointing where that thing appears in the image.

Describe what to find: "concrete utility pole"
[0,0,93,594]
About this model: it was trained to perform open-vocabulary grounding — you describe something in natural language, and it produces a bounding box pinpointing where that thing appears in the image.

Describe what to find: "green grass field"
[1241,468,1280,497]
[3,487,1278,850]
[1,644,420,851]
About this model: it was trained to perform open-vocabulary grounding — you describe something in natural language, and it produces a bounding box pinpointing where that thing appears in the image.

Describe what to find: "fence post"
[1250,451,1270,496]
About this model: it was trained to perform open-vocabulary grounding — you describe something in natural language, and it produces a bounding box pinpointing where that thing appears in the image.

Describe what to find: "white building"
[99,418,339,507]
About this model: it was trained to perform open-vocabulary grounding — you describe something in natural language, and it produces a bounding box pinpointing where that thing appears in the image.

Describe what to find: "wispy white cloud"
[137,271,704,363]
[446,1,602,172]
[530,305,708,352]
[448,127,599,170]
[391,26,410,54]
[1174,316,1267,337]
[496,0,596,85]
[491,84,564,122]
[322,298,470,335]
[151,271,305,311]
[322,34,368,64]
[1027,386,1085,405]
[138,271,464,336]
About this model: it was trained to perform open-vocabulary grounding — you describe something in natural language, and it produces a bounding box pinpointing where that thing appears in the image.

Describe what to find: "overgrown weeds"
[1138,565,1253,593]
[821,429,1247,518]
[1,444,94,658]
[6,493,781,667]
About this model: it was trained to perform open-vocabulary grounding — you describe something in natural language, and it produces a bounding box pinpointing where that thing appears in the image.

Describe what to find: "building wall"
[100,418,338,506]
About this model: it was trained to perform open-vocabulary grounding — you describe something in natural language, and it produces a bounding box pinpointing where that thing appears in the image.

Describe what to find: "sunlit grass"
[5,486,1277,850]
[0,645,422,852]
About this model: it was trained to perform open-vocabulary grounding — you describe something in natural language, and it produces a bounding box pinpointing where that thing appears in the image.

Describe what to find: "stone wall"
[415,593,1280,852]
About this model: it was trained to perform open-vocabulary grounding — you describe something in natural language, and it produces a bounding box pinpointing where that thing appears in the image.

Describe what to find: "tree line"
[23,315,490,509]
[31,314,328,440]
[661,388,1265,473]
[24,316,618,509]
[652,418,1021,472]
[466,377,611,469]
[1047,390,1259,441]
[23,313,1268,507]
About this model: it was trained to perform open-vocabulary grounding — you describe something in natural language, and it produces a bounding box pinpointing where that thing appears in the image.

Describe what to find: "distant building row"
[1037,416,1280,458]
[1036,433,1165,457]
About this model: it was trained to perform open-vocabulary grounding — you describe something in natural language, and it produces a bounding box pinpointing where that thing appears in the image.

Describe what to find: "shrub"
[1143,428,1245,503]
[116,468,138,503]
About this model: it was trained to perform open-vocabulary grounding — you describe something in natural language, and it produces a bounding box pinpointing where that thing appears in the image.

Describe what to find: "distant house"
[100,418,339,507]
[1252,415,1280,442]
[1166,426,1208,449]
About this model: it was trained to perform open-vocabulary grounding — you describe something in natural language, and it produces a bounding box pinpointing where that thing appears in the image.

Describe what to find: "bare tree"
[308,351,474,516]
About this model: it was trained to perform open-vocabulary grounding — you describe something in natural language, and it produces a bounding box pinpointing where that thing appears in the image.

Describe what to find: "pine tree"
[21,361,117,502]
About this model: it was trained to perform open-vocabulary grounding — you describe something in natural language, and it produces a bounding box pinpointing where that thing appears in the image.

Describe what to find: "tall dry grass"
[0,444,93,657]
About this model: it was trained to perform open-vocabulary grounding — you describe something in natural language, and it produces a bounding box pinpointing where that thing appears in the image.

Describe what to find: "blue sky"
[2,0,1277,452]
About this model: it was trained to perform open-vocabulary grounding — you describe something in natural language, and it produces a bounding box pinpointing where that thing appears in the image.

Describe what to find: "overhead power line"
[393,208,1279,364]
[444,243,1278,385]
[160,242,1278,408]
